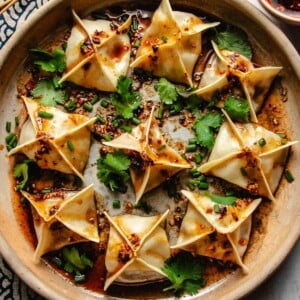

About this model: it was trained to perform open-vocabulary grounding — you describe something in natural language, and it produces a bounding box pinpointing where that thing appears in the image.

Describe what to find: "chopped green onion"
[132,17,139,31]
[91,95,99,105]
[133,40,141,48]
[41,188,52,194]
[213,204,220,213]
[198,182,208,190]
[83,102,93,112]
[112,199,121,209]
[38,111,53,119]
[103,133,112,141]
[121,125,132,132]
[96,116,105,124]
[284,169,294,183]
[131,117,141,125]
[5,133,18,150]
[188,138,197,145]
[15,116,19,127]
[160,36,168,43]
[100,99,109,108]
[187,181,195,191]
[65,99,77,112]
[186,144,197,152]
[157,107,164,120]
[6,121,11,133]
[240,167,247,177]
[189,168,201,178]
[276,133,286,138]
[67,140,75,151]
[157,144,166,151]
[258,138,266,147]
[113,119,119,128]
[281,139,287,145]
[20,196,27,203]
[194,153,202,164]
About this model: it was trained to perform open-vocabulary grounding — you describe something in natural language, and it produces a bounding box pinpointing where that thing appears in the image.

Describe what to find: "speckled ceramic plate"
[0,0,299,299]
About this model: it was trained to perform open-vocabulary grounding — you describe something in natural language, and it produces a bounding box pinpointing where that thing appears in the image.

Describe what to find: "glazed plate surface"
[0,0,299,299]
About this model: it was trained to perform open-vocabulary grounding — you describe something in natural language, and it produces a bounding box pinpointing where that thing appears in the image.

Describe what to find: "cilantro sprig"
[30,48,66,73]
[111,76,142,119]
[224,95,250,123]
[193,112,223,149]
[13,160,34,191]
[52,246,93,284]
[214,27,252,60]
[155,78,178,105]
[97,151,131,193]
[162,251,206,297]
[31,78,65,107]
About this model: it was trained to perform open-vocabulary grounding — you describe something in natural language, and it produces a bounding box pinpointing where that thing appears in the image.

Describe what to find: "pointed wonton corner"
[131,0,219,85]
[103,210,170,290]
[103,107,191,202]
[8,97,96,181]
[60,10,132,92]
[199,111,298,201]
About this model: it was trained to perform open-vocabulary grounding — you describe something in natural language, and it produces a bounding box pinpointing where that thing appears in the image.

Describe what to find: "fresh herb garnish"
[134,201,152,214]
[30,48,66,73]
[162,251,206,297]
[214,27,252,60]
[38,111,54,119]
[193,112,223,149]
[32,78,65,107]
[5,133,18,151]
[284,169,294,183]
[110,76,142,119]
[207,192,237,206]
[52,246,93,284]
[155,78,178,105]
[13,160,33,191]
[223,95,250,123]
[97,151,131,193]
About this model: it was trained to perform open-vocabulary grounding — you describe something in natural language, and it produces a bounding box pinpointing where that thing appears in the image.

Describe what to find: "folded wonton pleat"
[193,41,282,122]
[103,107,191,202]
[23,185,99,262]
[131,0,219,85]
[172,196,253,273]
[8,97,95,181]
[104,211,170,290]
[60,10,131,92]
[199,112,298,201]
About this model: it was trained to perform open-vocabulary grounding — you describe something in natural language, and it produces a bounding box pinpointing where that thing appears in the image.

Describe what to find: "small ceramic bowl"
[259,0,300,25]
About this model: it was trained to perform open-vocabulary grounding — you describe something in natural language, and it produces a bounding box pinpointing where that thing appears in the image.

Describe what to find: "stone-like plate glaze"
[0,0,299,299]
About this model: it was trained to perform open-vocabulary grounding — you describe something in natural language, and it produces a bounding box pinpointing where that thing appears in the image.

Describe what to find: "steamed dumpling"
[103,107,191,202]
[60,10,131,92]
[172,199,252,273]
[104,211,170,290]
[193,41,282,122]
[199,111,298,201]
[23,185,99,261]
[131,0,219,85]
[8,97,95,181]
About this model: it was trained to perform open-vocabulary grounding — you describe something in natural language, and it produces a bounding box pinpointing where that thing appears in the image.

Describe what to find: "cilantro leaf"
[111,76,141,119]
[224,95,250,123]
[193,113,223,149]
[97,151,131,193]
[214,27,252,60]
[31,78,65,107]
[207,192,237,206]
[13,160,33,191]
[155,78,178,105]
[31,48,66,73]
[62,247,93,272]
[162,251,206,297]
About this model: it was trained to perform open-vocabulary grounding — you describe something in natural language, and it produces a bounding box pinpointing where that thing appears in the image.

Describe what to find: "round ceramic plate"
[0,0,300,299]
